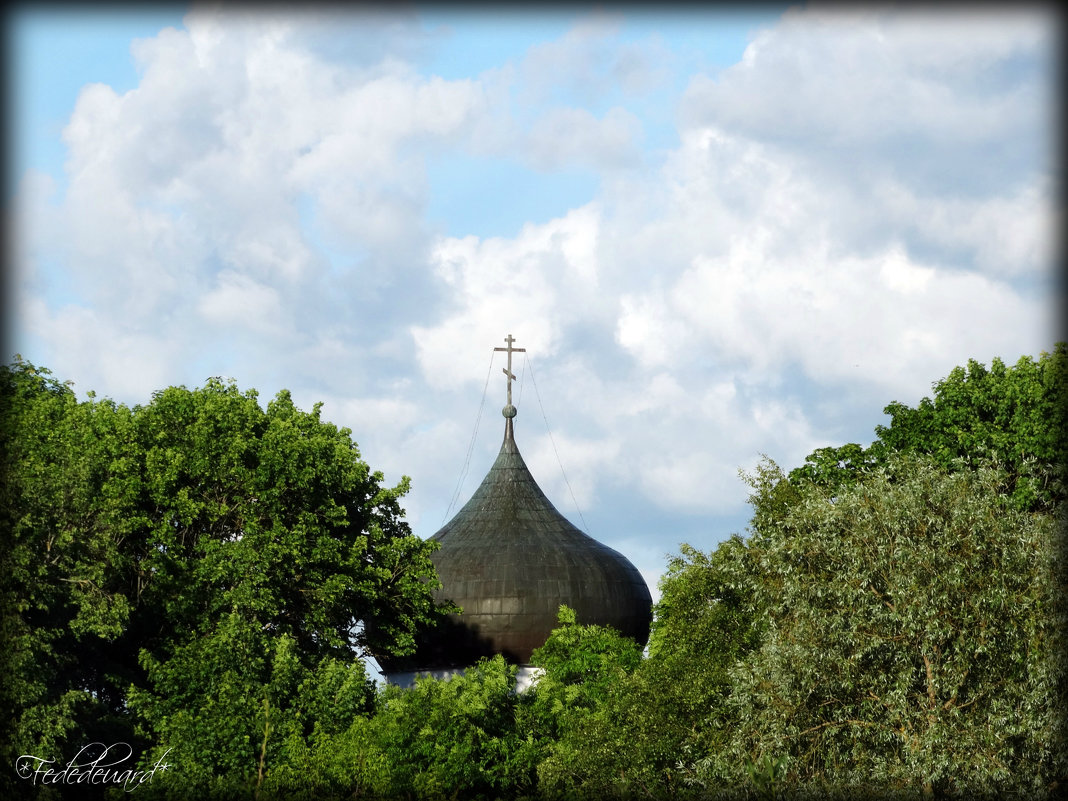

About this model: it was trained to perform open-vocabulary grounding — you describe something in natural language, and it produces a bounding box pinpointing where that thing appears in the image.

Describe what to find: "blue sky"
[11,9,185,187]
[6,5,1058,637]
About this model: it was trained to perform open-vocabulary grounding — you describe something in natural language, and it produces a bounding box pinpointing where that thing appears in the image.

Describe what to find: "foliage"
[650,541,765,668]
[5,348,1064,799]
[127,615,381,800]
[528,606,643,731]
[1,358,146,796]
[370,656,539,800]
[261,711,390,801]
[687,453,1067,798]
[127,377,443,665]
[530,563,761,800]
[789,345,1068,512]
[1,358,446,798]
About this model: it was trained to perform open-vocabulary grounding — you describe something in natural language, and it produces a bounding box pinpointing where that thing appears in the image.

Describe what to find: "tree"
[1,358,147,798]
[369,656,538,800]
[789,345,1068,512]
[534,349,1067,799]
[129,615,382,800]
[528,606,643,731]
[688,453,1066,798]
[1,360,447,797]
[529,572,761,800]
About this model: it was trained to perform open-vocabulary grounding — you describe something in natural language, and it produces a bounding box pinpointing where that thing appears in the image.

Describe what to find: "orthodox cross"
[493,334,526,408]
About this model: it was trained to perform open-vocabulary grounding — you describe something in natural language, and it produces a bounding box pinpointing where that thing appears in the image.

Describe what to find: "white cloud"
[401,7,1053,528]
[686,7,1050,149]
[11,6,1056,586]
[518,12,669,106]
[61,8,491,280]
[878,247,934,294]
[20,296,182,401]
[872,178,1055,277]
[618,230,1044,401]
[677,5,1055,296]
[15,8,509,403]
[412,205,604,391]
[10,171,61,300]
[197,271,287,336]
[522,430,622,511]
[615,292,686,369]
[525,106,643,171]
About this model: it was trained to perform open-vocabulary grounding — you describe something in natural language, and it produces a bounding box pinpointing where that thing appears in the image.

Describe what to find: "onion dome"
[378,336,652,674]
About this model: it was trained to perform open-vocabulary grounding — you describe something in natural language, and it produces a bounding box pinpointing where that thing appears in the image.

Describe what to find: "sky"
[5,4,1060,623]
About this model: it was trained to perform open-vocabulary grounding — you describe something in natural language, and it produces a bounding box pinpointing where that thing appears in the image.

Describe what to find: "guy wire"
[442,349,495,523]
[517,354,527,409]
[526,356,590,534]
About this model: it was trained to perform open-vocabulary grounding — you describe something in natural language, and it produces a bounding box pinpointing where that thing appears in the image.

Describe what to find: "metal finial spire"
[493,334,526,418]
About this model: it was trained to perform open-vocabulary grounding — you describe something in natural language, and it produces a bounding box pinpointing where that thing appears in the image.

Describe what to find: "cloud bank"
[11,6,1057,594]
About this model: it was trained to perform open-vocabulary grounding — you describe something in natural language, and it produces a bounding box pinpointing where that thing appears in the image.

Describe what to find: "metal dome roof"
[380,414,653,672]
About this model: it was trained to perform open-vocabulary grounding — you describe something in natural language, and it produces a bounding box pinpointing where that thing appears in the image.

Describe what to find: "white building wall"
[383,665,544,693]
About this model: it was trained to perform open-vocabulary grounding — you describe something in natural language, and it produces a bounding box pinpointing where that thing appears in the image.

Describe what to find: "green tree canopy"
[530,560,763,800]
[370,656,538,801]
[5,347,1064,800]
[528,606,644,727]
[789,345,1067,511]
[1,359,447,798]
[685,453,1067,798]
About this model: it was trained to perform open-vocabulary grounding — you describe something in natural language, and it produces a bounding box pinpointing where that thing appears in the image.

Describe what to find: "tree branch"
[869,584,896,612]
[256,697,270,798]
[923,653,937,711]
